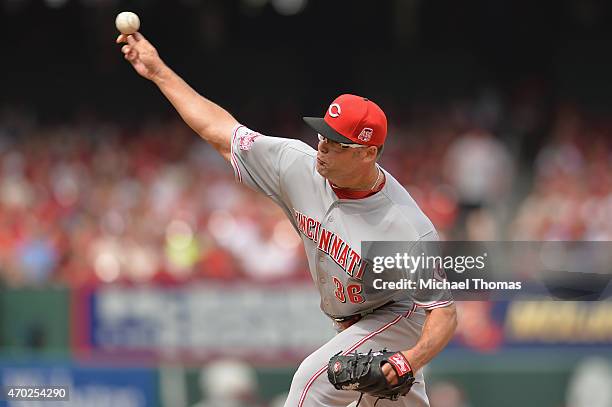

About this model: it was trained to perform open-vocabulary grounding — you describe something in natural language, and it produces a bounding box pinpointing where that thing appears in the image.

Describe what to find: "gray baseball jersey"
[229,125,453,318]
[230,125,453,407]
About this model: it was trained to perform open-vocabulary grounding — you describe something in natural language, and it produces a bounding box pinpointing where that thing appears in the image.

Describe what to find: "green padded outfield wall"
[0,287,70,355]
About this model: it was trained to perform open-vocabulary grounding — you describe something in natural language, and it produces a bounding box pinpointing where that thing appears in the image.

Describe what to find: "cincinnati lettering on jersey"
[294,209,366,280]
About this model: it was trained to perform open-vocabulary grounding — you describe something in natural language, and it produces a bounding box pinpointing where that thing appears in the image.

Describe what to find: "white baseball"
[115,11,140,35]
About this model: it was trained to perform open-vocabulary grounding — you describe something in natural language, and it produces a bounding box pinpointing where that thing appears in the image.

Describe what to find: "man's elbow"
[194,122,236,162]
[434,303,458,335]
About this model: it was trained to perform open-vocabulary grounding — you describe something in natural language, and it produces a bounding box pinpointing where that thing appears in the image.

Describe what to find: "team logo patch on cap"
[333,361,342,373]
[239,131,260,151]
[358,127,373,142]
[328,103,342,118]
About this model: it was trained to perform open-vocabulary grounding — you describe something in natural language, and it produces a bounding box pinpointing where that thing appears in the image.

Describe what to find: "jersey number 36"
[333,277,365,304]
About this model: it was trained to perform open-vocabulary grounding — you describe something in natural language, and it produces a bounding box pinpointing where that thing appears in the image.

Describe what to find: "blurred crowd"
[511,105,612,240]
[0,98,610,287]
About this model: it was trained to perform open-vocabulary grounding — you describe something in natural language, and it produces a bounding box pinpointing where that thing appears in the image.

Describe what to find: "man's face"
[315,136,367,179]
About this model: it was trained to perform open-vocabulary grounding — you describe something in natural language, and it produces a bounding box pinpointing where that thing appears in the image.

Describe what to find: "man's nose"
[318,140,329,154]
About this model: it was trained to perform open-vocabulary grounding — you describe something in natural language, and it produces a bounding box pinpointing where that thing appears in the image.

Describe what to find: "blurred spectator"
[444,129,514,239]
[268,392,289,407]
[566,357,612,407]
[453,302,503,352]
[445,130,514,208]
[428,381,471,407]
[192,359,262,407]
[17,228,58,284]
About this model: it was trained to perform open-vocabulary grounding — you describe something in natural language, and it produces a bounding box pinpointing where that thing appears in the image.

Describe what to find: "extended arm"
[117,32,238,161]
[383,304,458,384]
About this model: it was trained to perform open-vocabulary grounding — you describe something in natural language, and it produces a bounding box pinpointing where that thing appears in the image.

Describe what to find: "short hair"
[353,145,384,161]
[376,145,385,160]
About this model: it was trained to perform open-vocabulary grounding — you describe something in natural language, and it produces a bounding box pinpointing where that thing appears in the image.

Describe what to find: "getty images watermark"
[371,252,523,291]
[361,241,612,301]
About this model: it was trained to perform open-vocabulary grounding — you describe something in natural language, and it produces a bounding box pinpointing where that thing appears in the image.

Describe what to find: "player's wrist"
[400,350,421,373]
[150,61,171,84]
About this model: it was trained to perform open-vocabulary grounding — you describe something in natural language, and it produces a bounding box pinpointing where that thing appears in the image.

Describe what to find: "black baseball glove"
[327,349,416,404]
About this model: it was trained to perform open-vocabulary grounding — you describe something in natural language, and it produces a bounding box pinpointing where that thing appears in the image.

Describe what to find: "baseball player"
[117,32,458,407]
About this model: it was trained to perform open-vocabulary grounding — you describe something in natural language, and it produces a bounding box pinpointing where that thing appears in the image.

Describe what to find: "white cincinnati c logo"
[328,103,341,118]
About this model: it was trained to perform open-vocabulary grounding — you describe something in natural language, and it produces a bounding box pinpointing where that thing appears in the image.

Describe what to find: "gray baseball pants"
[283,305,431,407]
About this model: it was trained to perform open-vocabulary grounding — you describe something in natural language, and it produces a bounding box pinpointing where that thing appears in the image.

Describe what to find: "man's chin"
[315,163,329,178]
[316,164,329,179]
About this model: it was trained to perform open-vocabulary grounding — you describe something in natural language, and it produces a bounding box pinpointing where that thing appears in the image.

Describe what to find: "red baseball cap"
[303,94,387,146]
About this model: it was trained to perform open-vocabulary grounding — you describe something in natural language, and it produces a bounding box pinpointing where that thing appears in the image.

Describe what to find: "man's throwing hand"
[116,32,163,81]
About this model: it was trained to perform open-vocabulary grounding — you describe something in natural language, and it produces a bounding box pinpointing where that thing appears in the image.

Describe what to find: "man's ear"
[365,146,379,162]
[353,147,377,162]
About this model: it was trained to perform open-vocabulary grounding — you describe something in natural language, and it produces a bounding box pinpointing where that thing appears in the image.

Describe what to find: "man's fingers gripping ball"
[126,34,138,45]
[116,31,145,45]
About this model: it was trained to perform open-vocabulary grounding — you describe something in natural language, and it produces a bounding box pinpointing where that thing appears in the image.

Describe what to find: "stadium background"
[1,0,611,406]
